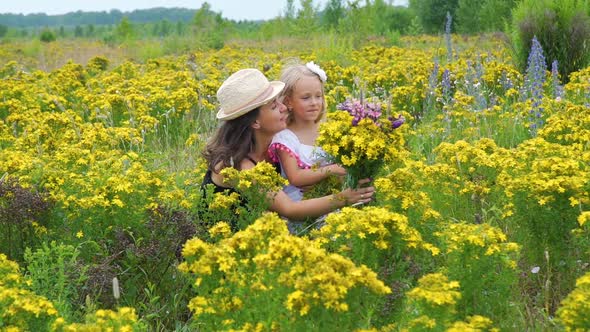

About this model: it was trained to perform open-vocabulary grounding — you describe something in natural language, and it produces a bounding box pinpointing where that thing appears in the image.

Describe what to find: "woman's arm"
[279,149,345,187]
[268,180,374,220]
[238,158,371,220]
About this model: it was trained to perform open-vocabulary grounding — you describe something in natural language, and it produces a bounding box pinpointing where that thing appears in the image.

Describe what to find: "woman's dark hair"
[203,108,260,173]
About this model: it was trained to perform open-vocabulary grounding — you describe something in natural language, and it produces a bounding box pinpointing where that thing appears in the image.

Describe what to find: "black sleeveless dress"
[200,157,281,232]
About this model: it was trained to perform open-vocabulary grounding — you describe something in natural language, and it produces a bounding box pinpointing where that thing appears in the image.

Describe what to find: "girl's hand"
[324,164,347,177]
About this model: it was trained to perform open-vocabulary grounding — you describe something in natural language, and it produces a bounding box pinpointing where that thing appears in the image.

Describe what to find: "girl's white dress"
[269,129,330,233]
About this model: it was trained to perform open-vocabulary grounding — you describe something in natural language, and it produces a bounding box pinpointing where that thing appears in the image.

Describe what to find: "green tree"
[284,0,296,19]
[193,2,226,49]
[115,16,134,40]
[479,0,516,32]
[409,0,459,33]
[363,0,391,36]
[294,0,320,36]
[159,19,172,37]
[407,15,424,35]
[455,0,480,33]
[322,0,344,29]
[74,25,84,37]
[0,24,7,38]
[193,2,215,30]
[456,0,516,33]
[339,0,366,36]
[176,21,185,35]
[86,24,95,37]
[386,6,415,34]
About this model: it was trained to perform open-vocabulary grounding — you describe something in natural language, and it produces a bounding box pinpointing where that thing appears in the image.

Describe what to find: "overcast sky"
[0,0,409,21]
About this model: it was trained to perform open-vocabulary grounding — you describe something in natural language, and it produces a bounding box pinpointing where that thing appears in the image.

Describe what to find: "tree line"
[0,7,197,27]
[0,0,517,39]
[1,0,589,81]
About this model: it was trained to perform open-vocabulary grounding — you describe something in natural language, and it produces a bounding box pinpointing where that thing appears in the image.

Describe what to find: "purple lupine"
[441,69,452,104]
[551,60,564,99]
[364,102,382,122]
[441,69,453,130]
[523,36,547,135]
[338,98,404,131]
[500,70,513,91]
[465,59,487,111]
[423,59,439,114]
[585,83,590,108]
[445,11,453,63]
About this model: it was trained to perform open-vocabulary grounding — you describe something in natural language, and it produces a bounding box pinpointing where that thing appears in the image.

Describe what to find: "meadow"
[1,32,590,331]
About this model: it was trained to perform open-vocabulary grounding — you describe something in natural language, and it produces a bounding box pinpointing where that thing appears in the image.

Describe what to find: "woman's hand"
[337,178,374,206]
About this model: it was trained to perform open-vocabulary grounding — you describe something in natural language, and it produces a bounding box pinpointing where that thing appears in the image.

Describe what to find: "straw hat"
[216,68,285,120]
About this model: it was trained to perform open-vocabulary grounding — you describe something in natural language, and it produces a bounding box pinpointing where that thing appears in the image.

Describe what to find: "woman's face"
[255,96,288,134]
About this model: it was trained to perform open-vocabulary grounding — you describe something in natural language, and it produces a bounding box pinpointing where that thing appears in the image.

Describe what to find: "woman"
[202,68,374,221]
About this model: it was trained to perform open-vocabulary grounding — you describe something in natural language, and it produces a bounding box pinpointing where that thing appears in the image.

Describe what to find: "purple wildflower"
[523,36,547,135]
[441,69,452,104]
[464,59,487,111]
[337,98,382,126]
[423,59,439,114]
[445,11,453,63]
[500,70,513,91]
[551,60,564,99]
[441,69,452,130]
[389,115,405,129]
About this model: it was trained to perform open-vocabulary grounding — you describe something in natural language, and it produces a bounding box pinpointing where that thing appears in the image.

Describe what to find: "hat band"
[230,84,274,114]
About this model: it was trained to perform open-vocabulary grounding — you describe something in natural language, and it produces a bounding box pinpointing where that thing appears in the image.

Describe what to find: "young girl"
[268,62,346,229]
[202,68,374,230]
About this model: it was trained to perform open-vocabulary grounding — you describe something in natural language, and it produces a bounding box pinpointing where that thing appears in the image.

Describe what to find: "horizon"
[0,1,409,22]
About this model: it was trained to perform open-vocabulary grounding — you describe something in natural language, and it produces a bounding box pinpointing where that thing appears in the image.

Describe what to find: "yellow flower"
[209,222,233,239]
[221,161,288,198]
[577,212,590,227]
[407,273,461,306]
[209,192,240,211]
[557,271,590,330]
[447,315,498,331]
[313,206,439,256]
[180,212,389,320]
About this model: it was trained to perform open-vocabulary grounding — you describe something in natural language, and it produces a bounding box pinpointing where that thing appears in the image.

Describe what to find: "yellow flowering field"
[1,34,590,330]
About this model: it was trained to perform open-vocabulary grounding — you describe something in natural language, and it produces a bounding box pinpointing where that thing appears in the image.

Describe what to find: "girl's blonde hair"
[279,61,326,124]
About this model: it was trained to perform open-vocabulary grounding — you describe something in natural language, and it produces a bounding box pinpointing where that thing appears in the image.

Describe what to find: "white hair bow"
[306,61,327,83]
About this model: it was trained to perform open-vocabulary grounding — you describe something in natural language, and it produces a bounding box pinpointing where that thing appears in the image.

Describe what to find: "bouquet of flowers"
[317,98,405,188]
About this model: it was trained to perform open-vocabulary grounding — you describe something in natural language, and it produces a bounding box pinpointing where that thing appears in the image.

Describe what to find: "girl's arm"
[278,149,345,187]
[268,180,374,220]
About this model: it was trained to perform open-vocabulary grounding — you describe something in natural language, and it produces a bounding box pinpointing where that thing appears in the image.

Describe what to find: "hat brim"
[216,81,285,121]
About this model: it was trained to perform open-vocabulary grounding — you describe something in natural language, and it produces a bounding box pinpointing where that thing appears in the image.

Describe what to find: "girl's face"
[287,75,324,123]
[255,96,288,135]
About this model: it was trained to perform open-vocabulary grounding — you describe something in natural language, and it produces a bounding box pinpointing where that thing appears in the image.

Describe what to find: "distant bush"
[508,0,590,82]
[456,0,516,34]
[39,28,56,42]
[86,56,109,75]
